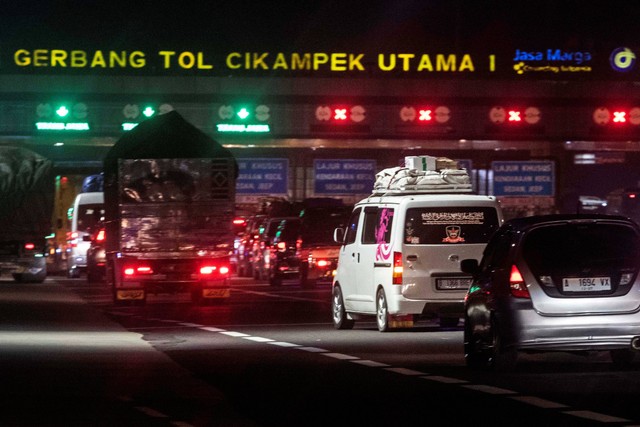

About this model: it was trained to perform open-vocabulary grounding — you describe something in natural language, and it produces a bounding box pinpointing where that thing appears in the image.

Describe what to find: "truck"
[103,111,237,304]
[0,146,55,283]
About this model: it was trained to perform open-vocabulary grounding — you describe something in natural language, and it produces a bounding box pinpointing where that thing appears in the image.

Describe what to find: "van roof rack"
[371,166,473,196]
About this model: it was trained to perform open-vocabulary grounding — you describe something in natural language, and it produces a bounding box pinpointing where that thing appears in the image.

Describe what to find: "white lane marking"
[179,322,204,327]
[510,396,568,409]
[171,422,195,427]
[297,346,329,353]
[231,288,326,303]
[384,367,428,376]
[135,406,169,418]
[220,331,250,337]
[242,336,275,343]
[563,410,630,423]
[463,384,517,395]
[322,352,359,360]
[351,360,390,367]
[421,375,468,384]
[199,326,226,332]
[268,341,302,347]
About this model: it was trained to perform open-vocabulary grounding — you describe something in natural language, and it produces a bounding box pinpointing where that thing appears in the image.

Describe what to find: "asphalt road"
[1,275,640,426]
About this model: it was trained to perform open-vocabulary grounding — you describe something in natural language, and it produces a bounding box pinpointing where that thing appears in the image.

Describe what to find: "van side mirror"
[333,227,344,244]
[460,258,479,274]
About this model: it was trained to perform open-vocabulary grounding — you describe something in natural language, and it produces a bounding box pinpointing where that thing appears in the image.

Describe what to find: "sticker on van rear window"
[404,207,500,244]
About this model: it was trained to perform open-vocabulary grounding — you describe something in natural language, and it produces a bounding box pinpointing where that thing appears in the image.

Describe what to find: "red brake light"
[96,229,106,242]
[24,243,35,250]
[509,265,530,298]
[628,193,637,199]
[392,251,403,285]
[200,264,230,276]
[317,259,329,267]
[277,241,286,251]
[124,265,154,276]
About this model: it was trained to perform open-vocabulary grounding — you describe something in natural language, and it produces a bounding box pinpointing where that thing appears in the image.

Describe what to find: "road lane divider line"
[199,326,227,332]
[297,346,329,353]
[562,410,630,423]
[350,360,390,367]
[509,396,568,409]
[462,384,517,395]
[420,375,468,384]
[268,341,301,347]
[135,406,169,418]
[220,331,250,337]
[230,288,327,303]
[384,367,428,376]
[242,336,275,343]
[179,322,204,327]
[322,352,359,360]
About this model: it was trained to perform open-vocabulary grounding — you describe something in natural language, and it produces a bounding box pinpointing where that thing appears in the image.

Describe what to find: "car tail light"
[96,229,106,242]
[123,265,154,276]
[392,251,403,285]
[24,242,35,250]
[277,241,286,251]
[317,259,329,267]
[509,265,530,298]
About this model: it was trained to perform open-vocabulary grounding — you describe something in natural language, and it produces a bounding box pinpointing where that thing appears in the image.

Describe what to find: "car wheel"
[376,288,390,332]
[269,269,282,286]
[464,316,490,369]
[611,349,636,369]
[332,285,354,330]
[487,316,518,372]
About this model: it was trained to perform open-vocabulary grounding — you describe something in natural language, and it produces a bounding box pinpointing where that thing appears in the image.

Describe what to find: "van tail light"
[277,241,286,252]
[509,265,530,298]
[392,251,403,285]
[123,265,154,276]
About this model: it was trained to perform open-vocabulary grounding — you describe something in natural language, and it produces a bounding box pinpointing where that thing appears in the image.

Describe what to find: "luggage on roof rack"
[372,165,472,195]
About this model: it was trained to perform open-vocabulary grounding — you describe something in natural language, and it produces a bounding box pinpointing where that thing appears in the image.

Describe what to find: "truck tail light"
[277,241,286,251]
[123,265,154,276]
[392,251,403,285]
[316,259,329,268]
[509,265,530,298]
[200,264,230,276]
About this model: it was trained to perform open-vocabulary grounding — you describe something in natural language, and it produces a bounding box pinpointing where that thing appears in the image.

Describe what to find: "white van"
[331,165,504,331]
[67,192,104,278]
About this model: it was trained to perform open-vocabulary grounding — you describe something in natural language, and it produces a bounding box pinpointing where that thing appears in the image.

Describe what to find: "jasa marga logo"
[610,47,637,72]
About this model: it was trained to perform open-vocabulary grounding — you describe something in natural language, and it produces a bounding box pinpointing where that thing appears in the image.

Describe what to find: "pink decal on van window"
[375,208,393,261]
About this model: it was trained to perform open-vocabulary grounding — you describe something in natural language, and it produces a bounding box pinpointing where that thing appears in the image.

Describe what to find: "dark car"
[85,223,106,283]
[252,216,299,280]
[461,214,640,372]
[267,217,302,286]
[297,205,352,287]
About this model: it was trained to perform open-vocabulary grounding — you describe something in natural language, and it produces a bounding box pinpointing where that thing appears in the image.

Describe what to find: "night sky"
[3,1,640,51]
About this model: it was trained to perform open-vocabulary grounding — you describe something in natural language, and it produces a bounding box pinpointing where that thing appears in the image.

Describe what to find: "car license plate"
[562,277,611,292]
[116,289,145,300]
[203,288,230,298]
[436,278,472,290]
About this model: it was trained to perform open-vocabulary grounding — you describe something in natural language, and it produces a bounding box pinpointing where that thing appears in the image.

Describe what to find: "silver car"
[461,214,640,371]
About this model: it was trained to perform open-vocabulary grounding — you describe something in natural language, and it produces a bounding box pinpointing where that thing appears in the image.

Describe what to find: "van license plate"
[562,277,611,292]
[436,278,472,290]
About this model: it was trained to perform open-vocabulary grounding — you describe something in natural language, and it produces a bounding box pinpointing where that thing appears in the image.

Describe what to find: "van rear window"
[404,207,500,244]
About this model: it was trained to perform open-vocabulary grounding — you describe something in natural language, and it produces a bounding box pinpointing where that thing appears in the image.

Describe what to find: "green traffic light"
[142,106,155,117]
[237,107,250,120]
[56,106,69,118]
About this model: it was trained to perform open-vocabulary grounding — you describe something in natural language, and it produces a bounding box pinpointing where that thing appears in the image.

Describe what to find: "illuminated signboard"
[314,159,376,195]
[216,105,271,134]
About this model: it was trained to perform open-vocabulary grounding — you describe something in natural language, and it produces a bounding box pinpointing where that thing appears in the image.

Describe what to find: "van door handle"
[406,255,418,262]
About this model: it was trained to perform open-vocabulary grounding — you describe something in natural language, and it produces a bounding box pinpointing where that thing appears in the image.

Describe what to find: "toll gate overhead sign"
[314,159,376,195]
[492,160,555,197]
[236,158,288,195]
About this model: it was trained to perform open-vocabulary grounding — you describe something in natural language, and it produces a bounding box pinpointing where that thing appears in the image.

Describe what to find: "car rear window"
[523,222,640,271]
[77,203,105,232]
[404,206,500,244]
